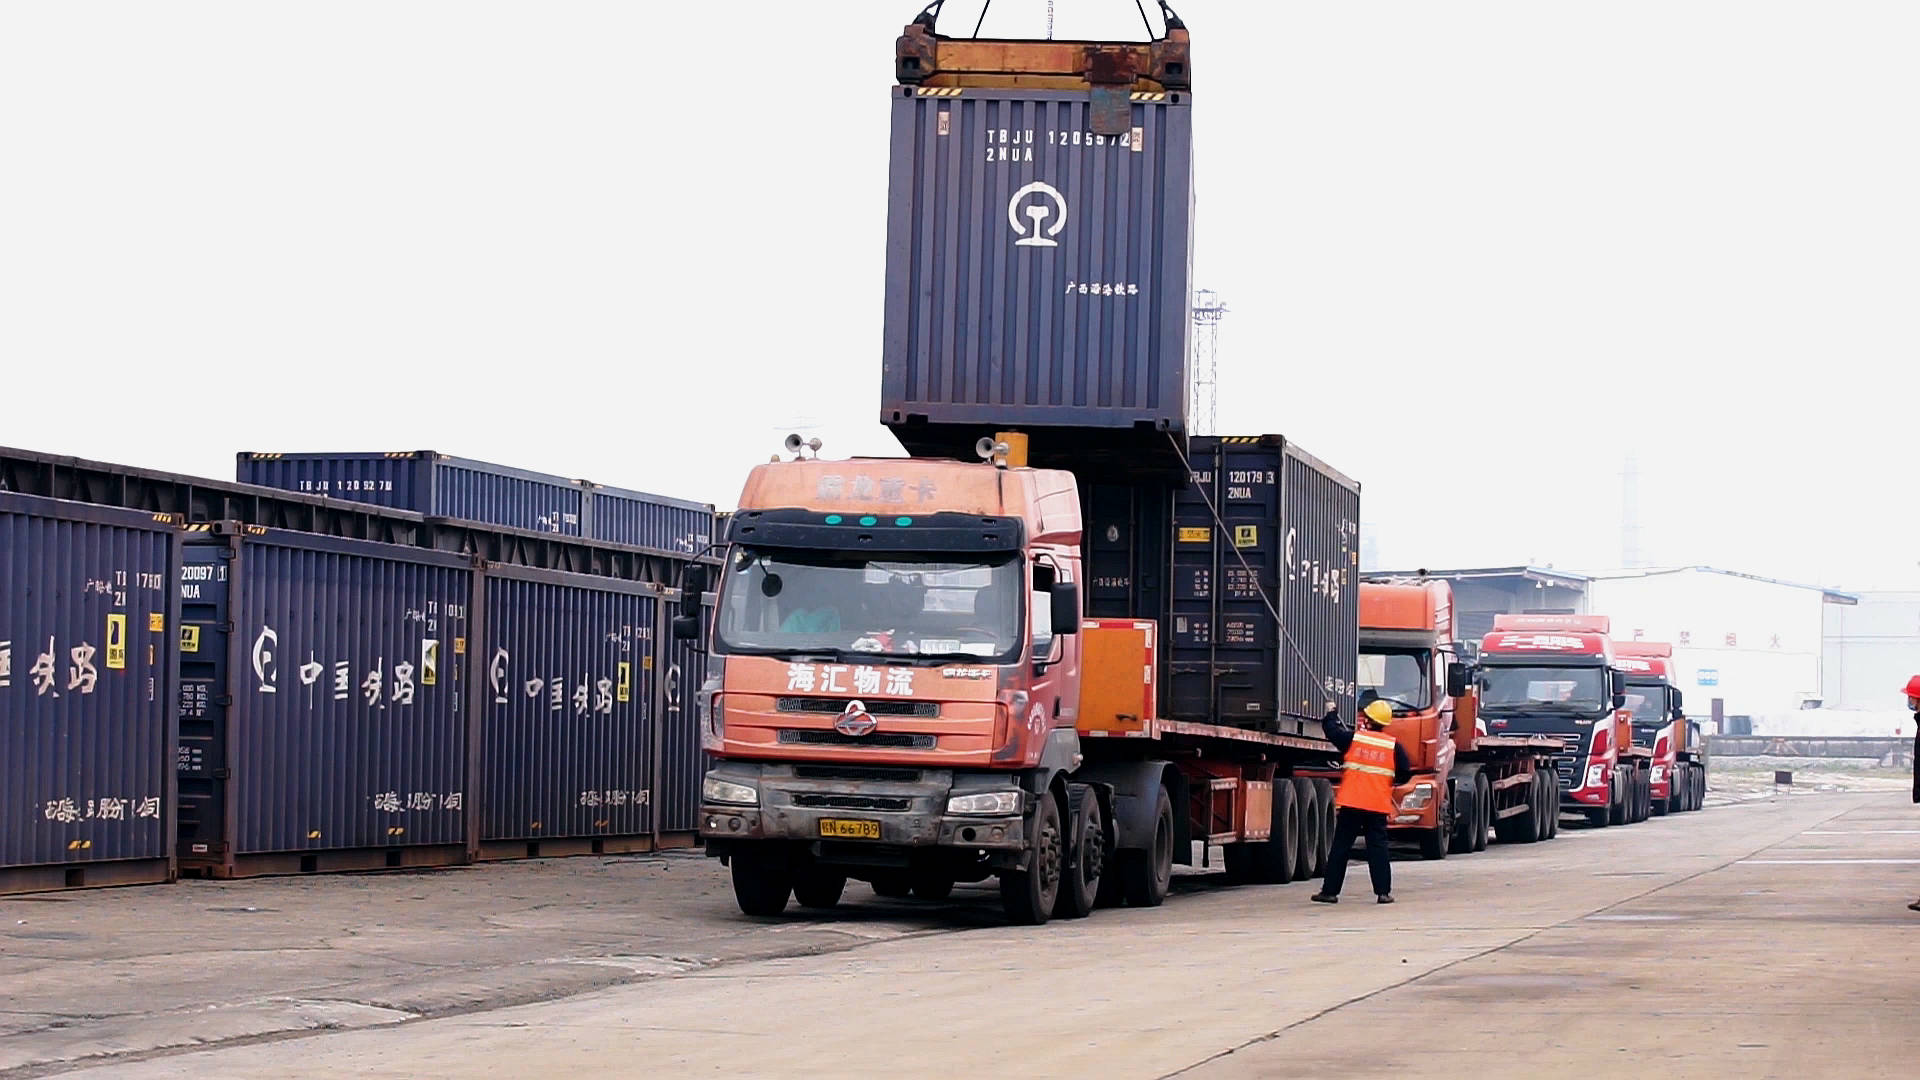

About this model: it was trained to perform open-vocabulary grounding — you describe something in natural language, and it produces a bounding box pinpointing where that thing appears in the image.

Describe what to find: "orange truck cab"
[1478,615,1654,828]
[1614,641,1707,815]
[1361,580,1568,855]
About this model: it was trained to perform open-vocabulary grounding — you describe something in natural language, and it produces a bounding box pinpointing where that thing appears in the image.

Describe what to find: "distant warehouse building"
[1371,565,1858,722]
[1583,568,1856,718]
[1821,590,1920,711]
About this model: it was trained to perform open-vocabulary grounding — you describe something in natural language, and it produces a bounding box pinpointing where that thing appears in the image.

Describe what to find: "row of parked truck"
[680,5,1711,923]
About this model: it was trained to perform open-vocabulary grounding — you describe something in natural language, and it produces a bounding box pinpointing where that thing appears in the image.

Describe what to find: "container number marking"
[1177,527,1212,544]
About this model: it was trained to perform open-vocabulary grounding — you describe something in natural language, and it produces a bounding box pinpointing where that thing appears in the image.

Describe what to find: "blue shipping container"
[587,483,717,556]
[0,494,179,892]
[177,525,473,875]
[237,451,588,537]
[478,566,661,845]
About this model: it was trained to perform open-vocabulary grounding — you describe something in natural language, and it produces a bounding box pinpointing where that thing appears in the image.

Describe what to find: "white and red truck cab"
[1476,615,1653,828]
[1613,641,1707,815]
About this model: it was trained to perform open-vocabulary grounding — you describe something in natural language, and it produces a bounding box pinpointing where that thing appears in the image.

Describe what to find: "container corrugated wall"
[587,485,716,555]
[0,494,178,892]
[477,567,660,845]
[1163,436,1359,733]
[880,87,1194,456]
[656,594,714,836]
[237,452,587,536]
[177,527,473,874]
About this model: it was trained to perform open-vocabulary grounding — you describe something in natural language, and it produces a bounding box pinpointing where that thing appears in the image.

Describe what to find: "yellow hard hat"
[1362,700,1395,727]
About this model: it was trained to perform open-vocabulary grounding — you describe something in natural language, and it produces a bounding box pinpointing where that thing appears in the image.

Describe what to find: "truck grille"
[778,697,938,718]
[791,793,913,812]
[793,765,923,783]
[778,730,936,749]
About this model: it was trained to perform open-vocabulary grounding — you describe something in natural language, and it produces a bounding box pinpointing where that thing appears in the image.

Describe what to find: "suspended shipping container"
[237,451,588,537]
[880,86,1195,461]
[0,494,180,894]
[475,566,662,858]
[176,525,474,877]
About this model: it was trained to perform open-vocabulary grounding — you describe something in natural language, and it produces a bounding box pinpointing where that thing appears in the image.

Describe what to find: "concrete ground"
[6,785,1919,1079]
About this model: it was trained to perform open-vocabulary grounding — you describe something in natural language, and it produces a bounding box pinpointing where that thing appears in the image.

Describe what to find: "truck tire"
[1472,772,1491,852]
[1448,771,1476,854]
[793,867,847,910]
[1314,780,1337,867]
[1694,766,1707,810]
[1543,772,1561,838]
[731,848,795,917]
[1052,787,1105,920]
[1608,770,1628,826]
[1634,772,1650,823]
[1531,771,1551,840]
[1119,786,1175,908]
[1225,780,1298,885]
[1001,790,1064,925]
[1293,777,1323,880]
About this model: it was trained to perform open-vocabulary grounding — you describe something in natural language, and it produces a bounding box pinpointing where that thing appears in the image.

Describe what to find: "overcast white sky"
[4,2,1915,587]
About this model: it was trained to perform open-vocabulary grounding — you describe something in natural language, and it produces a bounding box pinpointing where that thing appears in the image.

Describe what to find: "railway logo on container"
[1008,181,1067,248]
[834,699,878,738]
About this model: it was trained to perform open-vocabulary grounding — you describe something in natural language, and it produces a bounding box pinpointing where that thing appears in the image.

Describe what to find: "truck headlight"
[1399,784,1434,811]
[1584,765,1607,789]
[1650,765,1666,783]
[947,791,1022,816]
[702,776,758,806]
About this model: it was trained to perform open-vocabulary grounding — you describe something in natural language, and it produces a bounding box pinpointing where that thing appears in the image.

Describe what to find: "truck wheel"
[1472,773,1491,852]
[1226,780,1298,885]
[1448,774,1474,854]
[1543,772,1561,838]
[1608,771,1628,826]
[793,867,847,910]
[1531,772,1551,841]
[870,874,912,899]
[1695,766,1708,810]
[1293,777,1323,880]
[1314,780,1336,867]
[1052,787,1105,920]
[731,848,795,917]
[1635,773,1650,822]
[1120,786,1175,907]
[1000,790,1064,925]
[1681,766,1696,812]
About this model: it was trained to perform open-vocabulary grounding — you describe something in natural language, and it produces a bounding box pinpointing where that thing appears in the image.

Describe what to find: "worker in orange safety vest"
[1312,699,1413,905]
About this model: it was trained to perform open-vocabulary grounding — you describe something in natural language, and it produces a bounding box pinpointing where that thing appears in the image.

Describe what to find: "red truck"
[1614,641,1706,815]
[1359,579,1565,855]
[1477,615,1653,828]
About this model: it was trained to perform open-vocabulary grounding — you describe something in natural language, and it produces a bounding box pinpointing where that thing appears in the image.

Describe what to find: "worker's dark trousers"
[1320,807,1392,898]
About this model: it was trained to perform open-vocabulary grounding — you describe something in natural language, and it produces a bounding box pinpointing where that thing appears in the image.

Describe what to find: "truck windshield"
[1480,665,1607,712]
[1624,681,1667,725]
[714,546,1023,662]
[1357,649,1430,713]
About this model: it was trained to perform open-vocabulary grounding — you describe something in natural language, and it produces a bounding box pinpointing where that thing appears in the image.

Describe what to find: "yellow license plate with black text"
[819,818,881,840]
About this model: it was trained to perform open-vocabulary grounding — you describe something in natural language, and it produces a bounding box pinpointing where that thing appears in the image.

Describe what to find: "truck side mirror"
[1445,662,1470,699]
[1670,687,1684,716]
[679,564,709,616]
[1613,692,1629,710]
[1050,581,1081,636]
[672,614,701,641]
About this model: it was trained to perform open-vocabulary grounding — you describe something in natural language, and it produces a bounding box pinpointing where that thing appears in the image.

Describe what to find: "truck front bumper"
[697,761,1027,854]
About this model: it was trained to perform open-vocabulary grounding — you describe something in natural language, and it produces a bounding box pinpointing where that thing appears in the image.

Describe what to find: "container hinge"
[213,768,232,779]
[217,621,235,634]
[214,694,234,707]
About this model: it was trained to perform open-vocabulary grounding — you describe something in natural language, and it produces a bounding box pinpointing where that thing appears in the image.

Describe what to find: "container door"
[1168,439,1282,725]
[176,541,232,861]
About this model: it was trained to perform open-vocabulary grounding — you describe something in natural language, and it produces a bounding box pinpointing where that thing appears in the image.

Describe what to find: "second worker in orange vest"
[1312,699,1413,904]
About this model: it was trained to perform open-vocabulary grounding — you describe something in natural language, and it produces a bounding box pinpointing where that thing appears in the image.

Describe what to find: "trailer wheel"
[1472,772,1491,852]
[1293,777,1323,880]
[1543,771,1561,838]
[1001,790,1064,925]
[1314,780,1336,867]
[1119,786,1175,907]
[1052,787,1105,920]
[730,847,795,917]
[793,867,847,910]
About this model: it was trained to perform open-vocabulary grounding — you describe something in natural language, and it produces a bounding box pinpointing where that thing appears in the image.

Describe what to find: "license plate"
[819,818,880,840]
